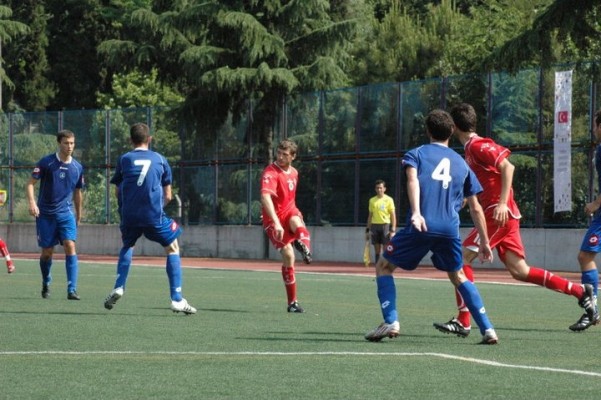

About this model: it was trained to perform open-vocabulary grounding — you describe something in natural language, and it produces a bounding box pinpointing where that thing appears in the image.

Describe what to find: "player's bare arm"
[261,192,284,240]
[25,178,39,217]
[467,195,493,263]
[406,167,427,232]
[493,158,514,227]
[163,184,173,205]
[584,195,601,215]
[73,188,83,225]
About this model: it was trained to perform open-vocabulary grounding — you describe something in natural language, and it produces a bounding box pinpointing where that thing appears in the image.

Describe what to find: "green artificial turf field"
[0,259,599,399]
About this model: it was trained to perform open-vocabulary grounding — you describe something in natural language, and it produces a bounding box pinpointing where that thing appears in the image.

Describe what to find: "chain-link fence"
[2,63,600,228]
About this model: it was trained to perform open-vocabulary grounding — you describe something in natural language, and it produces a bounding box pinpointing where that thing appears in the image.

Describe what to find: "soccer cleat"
[480,328,499,345]
[170,298,197,315]
[287,301,305,313]
[6,261,14,274]
[41,284,50,299]
[364,321,400,342]
[569,312,601,332]
[67,291,81,300]
[578,284,598,322]
[293,240,312,264]
[104,287,124,310]
[433,317,471,338]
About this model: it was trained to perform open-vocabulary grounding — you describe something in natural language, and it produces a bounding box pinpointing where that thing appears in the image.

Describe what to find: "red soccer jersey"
[261,162,298,219]
[464,134,521,218]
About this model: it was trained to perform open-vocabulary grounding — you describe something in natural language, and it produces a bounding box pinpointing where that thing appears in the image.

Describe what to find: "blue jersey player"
[364,109,498,344]
[575,108,601,330]
[26,130,84,300]
[103,122,196,315]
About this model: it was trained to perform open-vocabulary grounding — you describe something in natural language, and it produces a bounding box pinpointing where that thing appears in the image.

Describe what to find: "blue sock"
[65,255,78,293]
[376,275,398,324]
[457,281,493,335]
[40,258,52,285]
[166,254,183,302]
[114,247,133,289]
[582,269,599,297]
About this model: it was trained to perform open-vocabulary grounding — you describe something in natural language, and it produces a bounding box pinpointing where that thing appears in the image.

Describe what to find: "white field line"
[0,351,599,377]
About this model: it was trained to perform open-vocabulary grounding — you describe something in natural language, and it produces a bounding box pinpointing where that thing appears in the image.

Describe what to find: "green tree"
[0,4,29,111]
[3,0,54,111]
[98,0,358,163]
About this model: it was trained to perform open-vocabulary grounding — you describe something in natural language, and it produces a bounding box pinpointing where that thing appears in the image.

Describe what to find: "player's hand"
[410,214,427,232]
[477,243,494,264]
[274,222,284,241]
[28,204,40,218]
[585,201,600,216]
[492,203,509,227]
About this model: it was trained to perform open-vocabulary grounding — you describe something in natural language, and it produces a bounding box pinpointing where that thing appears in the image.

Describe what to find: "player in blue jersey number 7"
[26,130,84,300]
[364,109,498,344]
[103,123,196,315]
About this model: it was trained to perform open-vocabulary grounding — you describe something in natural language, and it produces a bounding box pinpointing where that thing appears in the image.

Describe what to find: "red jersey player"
[433,103,596,336]
[261,139,312,313]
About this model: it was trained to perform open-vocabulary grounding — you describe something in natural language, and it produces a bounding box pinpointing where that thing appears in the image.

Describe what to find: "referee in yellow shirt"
[366,179,397,265]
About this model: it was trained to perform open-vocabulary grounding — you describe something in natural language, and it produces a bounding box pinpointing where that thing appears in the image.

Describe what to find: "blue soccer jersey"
[31,153,84,217]
[402,143,482,238]
[111,148,172,227]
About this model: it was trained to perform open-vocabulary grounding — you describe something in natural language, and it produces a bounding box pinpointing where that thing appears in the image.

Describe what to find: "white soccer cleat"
[364,321,400,342]
[480,328,499,345]
[103,287,124,310]
[170,298,197,315]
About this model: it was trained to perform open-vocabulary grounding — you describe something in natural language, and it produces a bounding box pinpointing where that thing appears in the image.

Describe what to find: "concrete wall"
[0,223,585,272]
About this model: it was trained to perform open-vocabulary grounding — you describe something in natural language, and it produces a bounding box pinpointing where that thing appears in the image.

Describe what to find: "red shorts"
[263,207,304,251]
[462,216,525,263]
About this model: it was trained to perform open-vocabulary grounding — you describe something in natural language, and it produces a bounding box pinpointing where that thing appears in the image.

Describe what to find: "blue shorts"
[580,216,601,253]
[36,214,78,248]
[120,217,182,248]
[383,228,463,272]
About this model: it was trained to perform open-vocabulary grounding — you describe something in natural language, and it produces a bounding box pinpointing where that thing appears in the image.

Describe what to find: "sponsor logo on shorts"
[589,234,599,245]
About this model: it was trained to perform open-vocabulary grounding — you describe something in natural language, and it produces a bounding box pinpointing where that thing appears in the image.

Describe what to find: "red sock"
[527,266,583,298]
[456,264,474,328]
[295,227,311,251]
[281,266,297,304]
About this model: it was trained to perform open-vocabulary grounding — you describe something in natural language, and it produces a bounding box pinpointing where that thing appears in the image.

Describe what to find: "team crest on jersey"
[589,234,599,246]
[287,178,295,191]
[59,172,66,179]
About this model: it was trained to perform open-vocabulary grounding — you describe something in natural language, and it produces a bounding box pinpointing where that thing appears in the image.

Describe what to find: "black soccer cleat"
[67,291,81,300]
[41,284,50,299]
[433,317,471,338]
[293,240,312,264]
[287,301,305,313]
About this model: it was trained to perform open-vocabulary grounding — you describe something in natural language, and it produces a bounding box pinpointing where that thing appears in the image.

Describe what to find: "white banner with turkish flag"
[554,70,572,213]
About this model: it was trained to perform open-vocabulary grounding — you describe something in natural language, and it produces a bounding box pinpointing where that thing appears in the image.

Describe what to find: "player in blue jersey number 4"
[364,109,498,345]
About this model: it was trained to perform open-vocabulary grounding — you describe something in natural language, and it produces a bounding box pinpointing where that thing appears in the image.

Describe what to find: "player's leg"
[103,246,133,310]
[570,250,601,330]
[433,229,479,337]
[0,237,15,273]
[365,230,424,342]
[59,214,80,300]
[435,237,497,344]
[36,217,57,299]
[290,213,312,264]
[280,244,304,312]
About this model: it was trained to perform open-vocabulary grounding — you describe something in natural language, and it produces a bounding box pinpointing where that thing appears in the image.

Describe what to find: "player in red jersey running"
[433,103,597,337]
[261,139,312,313]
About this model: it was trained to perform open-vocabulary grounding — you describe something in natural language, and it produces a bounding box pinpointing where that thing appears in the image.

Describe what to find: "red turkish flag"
[557,111,569,123]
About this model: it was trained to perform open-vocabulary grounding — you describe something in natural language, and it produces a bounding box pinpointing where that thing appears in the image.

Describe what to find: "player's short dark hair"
[450,103,477,132]
[375,179,386,187]
[426,109,454,141]
[278,139,298,156]
[56,129,75,143]
[130,123,151,145]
